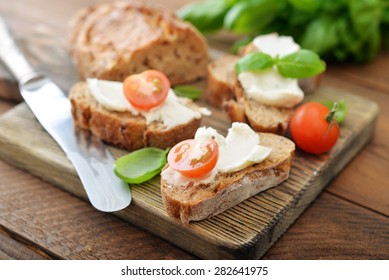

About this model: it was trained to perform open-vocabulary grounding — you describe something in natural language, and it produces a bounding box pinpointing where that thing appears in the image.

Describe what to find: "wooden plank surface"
[0,86,378,259]
[321,76,389,216]
[0,160,196,260]
[262,193,389,259]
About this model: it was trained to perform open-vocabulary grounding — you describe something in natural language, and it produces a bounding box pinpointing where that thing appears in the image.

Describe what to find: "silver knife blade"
[0,18,131,212]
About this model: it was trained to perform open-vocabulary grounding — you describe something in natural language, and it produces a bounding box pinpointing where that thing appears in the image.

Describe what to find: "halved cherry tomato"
[123,70,170,110]
[290,102,339,154]
[167,139,219,178]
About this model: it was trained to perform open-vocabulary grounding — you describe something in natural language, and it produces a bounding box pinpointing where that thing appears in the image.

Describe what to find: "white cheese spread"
[238,69,304,108]
[239,33,304,108]
[87,78,210,129]
[161,123,272,186]
[253,33,300,57]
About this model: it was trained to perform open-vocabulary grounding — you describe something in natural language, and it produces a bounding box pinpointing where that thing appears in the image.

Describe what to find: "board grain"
[0,85,378,259]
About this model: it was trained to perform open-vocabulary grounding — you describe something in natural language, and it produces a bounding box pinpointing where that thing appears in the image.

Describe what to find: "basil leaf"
[177,0,237,33]
[224,0,283,34]
[300,16,339,55]
[235,52,275,74]
[347,0,382,39]
[277,49,326,79]
[173,86,202,100]
[114,148,169,184]
[320,99,347,124]
[288,0,320,12]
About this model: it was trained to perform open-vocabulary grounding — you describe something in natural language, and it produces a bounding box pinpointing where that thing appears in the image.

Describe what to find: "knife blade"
[0,17,131,212]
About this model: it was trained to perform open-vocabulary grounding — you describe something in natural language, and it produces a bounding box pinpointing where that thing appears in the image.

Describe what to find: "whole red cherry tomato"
[290,102,339,154]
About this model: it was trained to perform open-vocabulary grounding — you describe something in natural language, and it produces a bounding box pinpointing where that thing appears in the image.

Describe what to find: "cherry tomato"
[167,139,219,178]
[290,102,339,154]
[123,70,170,110]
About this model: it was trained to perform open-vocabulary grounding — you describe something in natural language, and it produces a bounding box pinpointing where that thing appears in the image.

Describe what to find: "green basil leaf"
[277,49,326,78]
[320,99,347,124]
[235,52,275,74]
[224,0,283,34]
[288,0,320,12]
[114,148,169,184]
[300,16,339,55]
[347,0,382,39]
[173,86,203,100]
[177,0,237,33]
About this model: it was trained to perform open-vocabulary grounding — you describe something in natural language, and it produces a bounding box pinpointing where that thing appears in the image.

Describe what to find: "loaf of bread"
[69,82,202,151]
[161,133,295,224]
[69,1,209,85]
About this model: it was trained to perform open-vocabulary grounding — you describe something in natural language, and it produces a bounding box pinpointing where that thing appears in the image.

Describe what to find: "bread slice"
[206,54,239,107]
[225,77,293,135]
[161,132,295,224]
[69,82,202,151]
[69,1,209,85]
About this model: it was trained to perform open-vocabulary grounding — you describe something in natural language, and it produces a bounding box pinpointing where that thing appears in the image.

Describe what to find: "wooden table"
[0,0,388,260]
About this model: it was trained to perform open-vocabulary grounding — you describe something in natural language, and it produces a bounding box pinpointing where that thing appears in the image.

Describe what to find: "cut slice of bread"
[69,82,202,151]
[69,1,209,85]
[161,133,295,224]
[207,53,317,134]
[226,77,293,135]
[206,54,239,107]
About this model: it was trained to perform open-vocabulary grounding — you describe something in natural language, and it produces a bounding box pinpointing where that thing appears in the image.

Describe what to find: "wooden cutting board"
[0,84,378,259]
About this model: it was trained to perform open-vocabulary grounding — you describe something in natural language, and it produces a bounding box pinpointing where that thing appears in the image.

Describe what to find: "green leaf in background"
[300,16,339,56]
[320,99,347,124]
[347,0,382,39]
[235,52,275,74]
[288,0,320,12]
[114,148,169,184]
[173,85,203,100]
[224,0,283,34]
[178,0,388,62]
[277,49,326,78]
[177,0,238,33]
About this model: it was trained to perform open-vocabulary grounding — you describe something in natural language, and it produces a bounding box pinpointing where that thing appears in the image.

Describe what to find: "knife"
[0,17,131,212]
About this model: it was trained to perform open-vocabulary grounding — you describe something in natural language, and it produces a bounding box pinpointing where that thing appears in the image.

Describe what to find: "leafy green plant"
[178,0,389,62]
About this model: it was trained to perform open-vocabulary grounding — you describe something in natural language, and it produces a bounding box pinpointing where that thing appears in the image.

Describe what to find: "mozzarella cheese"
[161,123,272,186]
[238,33,304,108]
[253,33,300,57]
[238,69,304,108]
[87,78,210,129]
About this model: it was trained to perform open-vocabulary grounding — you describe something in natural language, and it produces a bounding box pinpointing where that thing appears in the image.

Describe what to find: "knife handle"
[0,17,36,82]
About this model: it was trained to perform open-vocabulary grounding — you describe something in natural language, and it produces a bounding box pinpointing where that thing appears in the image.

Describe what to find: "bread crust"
[231,78,293,135]
[206,55,239,107]
[69,82,202,151]
[69,1,209,85]
[161,133,295,224]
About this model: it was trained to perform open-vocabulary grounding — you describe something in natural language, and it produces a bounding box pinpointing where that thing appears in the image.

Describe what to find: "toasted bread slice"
[206,54,239,107]
[227,78,293,135]
[69,82,202,151]
[161,133,295,224]
[69,1,209,85]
